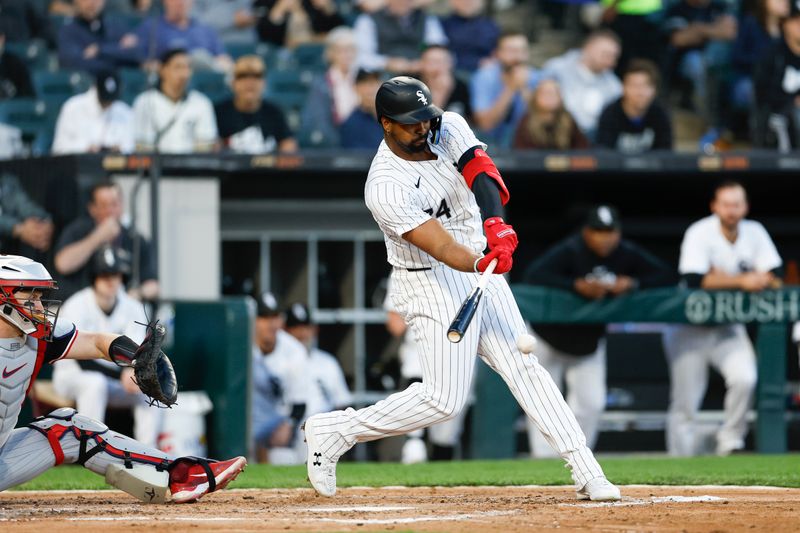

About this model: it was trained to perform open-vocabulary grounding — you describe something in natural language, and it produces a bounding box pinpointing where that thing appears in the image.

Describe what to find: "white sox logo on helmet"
[416,90,428,105]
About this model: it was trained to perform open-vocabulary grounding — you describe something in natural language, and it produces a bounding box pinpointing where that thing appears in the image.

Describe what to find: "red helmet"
[0,255,59,340]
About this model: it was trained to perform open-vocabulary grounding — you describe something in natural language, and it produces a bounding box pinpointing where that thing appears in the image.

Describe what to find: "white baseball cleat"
[303,415,338,497]
[576,477,621,501]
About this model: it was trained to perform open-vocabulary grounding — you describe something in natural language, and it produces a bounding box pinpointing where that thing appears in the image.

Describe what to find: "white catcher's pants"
[662,324,757,456]
[310,267,605,488]
[53,360,164,447]
[527,335,606,458]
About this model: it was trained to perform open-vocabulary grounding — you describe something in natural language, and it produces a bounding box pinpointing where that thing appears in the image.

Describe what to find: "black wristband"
[108,335,139,367]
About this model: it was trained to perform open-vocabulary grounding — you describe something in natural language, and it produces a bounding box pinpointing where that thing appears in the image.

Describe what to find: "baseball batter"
[303,77,620,501]
[0,255,245,503]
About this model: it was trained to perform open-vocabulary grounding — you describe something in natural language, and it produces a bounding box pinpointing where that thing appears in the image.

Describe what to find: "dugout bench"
[470,286,798,457]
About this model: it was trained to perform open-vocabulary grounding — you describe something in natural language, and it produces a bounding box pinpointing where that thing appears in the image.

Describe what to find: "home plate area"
[1,485,797,532]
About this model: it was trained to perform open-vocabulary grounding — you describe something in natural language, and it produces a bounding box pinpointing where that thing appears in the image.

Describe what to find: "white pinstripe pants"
[311,267,605,488]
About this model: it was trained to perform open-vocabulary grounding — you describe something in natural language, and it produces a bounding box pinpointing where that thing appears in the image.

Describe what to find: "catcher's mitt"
[133,320,178,407]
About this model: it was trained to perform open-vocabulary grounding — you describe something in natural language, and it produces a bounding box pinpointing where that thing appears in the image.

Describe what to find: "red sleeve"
[461,148,510,205]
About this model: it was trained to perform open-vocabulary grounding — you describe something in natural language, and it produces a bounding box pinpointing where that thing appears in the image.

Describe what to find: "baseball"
[516,333,537,355]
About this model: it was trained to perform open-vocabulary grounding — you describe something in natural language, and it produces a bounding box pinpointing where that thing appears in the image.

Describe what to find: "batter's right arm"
[403,219,508,273]
[404,219,480,272]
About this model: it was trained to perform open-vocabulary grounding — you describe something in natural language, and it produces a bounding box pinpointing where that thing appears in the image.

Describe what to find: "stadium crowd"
[1,0,800,156]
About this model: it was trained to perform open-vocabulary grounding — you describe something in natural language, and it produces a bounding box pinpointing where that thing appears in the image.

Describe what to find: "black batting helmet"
[375,76,443,125]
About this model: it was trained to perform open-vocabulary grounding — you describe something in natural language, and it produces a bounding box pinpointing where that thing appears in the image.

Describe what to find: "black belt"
[405,267,432,272]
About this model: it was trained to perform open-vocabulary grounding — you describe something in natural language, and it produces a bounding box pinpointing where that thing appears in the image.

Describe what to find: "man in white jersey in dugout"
[663,181,782,456]
[302,76,620,501]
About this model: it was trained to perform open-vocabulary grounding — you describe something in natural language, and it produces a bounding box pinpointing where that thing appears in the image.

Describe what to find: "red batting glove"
[484,217,518,253]
[476,247,513,274]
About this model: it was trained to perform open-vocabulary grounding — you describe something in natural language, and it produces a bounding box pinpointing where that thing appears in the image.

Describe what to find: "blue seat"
[226,42,258,60]
[117,13,144,32]
[290,42,326,71]
[118,68,150,105]
[255,42,287,70]
[266,69,313,110]
[5,39,50,71]
[32,70,93,103]
[191,70,230,103]
[0,98,58,141]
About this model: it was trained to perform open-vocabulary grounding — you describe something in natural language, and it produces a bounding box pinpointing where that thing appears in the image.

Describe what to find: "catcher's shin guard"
[28,407,172,503]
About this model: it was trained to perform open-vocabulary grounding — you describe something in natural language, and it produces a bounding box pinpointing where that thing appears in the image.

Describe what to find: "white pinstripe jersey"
[0,322,78,449]
[365,112,487,270]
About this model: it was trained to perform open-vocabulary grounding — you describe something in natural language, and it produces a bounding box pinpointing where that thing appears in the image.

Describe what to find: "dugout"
[6,150,800,458]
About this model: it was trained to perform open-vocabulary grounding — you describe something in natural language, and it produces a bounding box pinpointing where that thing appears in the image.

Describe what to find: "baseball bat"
[447,258,497,343]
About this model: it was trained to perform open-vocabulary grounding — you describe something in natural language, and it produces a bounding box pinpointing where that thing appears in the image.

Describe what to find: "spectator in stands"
[284,302,352,418]
[0,173,53,254]
[55,181,158,301]
[471,31,538,147]
[512,78,588,150]
[52,71,135,154]
[419,45,471,121]
[663,0,736,141]
[753,2,800,149]
[52,245,163,447]
[253,0,344,48]
[132,48,218,153]
[252,292,310,464]
[353,0,447,74]
[542,29,622,140]
[339,69,383,149]
[731,0,788,112]
[135,0,233,73]
[523,205,673,457]
[300,26,358,148]
[215,54,297,153]
[440,0,499,73]
[663,181,782,456]
[599,0,663,73]
[194,0,256,45]
[0,31,35,99]
[0,0,55,47]
[596,59,672,153]
[57,0,141,74]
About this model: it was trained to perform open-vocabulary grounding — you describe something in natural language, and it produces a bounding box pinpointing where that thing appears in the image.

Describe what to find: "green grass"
[12,455,800,491]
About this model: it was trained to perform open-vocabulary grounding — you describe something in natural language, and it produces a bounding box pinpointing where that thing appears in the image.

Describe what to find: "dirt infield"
[2,485,799,532]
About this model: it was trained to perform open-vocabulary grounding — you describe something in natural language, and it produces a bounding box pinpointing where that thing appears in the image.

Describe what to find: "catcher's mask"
[376,76,444,144]
[0,255,60,341]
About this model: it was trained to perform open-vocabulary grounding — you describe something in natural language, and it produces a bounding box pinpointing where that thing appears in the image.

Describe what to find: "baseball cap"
[355,68,381,84]
[256,291,280,317]
[585,205,621,230]
[89,245,131,280]
[96,71,120,104]
[285,302,313,328]
[234,55,265,78]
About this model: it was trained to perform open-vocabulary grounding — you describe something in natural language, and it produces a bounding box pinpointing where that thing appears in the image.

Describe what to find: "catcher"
[0,255,246,503]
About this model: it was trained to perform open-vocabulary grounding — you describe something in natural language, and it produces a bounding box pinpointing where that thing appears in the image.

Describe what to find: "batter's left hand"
[477,248,513,274]
[484,217,518,254]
